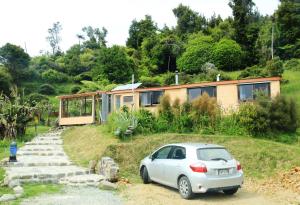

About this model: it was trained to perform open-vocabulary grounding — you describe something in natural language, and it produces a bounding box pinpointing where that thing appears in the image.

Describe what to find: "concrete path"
[4,128,103,187]
[20,186,122,205]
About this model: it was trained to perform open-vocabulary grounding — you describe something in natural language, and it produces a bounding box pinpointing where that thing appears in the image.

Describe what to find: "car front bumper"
[190,172,244,193]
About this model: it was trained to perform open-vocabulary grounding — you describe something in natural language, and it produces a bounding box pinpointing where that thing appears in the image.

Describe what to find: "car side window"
[155,146,172,159]
[170,146,186,160]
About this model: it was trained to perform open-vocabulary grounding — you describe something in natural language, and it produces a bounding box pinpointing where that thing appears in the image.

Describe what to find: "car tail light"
[237,161,242,171]
[190,163,207,173]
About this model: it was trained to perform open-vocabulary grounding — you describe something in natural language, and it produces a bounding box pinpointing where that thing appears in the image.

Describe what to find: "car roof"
[166,143,224,149]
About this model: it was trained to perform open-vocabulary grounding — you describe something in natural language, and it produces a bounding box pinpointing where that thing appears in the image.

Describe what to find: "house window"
[140,91,164,106]
[188,86,216,101]
[123,96,133,103]
[115,95,121,109]
[238,83,270,101]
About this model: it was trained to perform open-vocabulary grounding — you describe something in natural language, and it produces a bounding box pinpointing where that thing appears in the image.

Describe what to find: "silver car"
[139,143,244,199]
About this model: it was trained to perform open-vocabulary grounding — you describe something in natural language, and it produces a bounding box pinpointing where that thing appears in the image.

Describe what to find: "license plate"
[218,169,229,175]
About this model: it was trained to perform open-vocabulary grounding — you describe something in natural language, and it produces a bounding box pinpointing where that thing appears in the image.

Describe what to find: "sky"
[0,0,280,56]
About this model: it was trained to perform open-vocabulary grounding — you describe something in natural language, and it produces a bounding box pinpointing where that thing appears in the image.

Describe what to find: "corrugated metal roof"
[111,83,142,91]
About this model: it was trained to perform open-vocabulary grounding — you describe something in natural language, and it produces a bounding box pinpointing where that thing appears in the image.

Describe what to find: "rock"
[99,180,117,190]
[0,194,16,202]
[3,176,9,186]
[8,179,20,188]
[13,185,24,196]
[97,157,119,182]
[88,160,97,174]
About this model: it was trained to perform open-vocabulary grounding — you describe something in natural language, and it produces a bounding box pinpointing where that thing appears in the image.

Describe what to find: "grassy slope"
[62,125,118,167]
[62,126,300,183]
[281,70,300,112]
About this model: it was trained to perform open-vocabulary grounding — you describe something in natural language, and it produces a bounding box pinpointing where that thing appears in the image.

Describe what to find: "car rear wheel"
[178,176,194,199]
[223,188,238,195]
[141,166,151,184]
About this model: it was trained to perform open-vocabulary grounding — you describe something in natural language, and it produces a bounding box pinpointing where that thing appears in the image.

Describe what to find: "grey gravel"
[20,186,122,205]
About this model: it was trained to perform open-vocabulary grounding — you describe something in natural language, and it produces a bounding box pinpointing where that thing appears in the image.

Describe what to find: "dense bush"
[41,69,69,83]
[73,72,92,83]
[0,67,12,95]
[26,93,49,106]
[177,35,215,74]
[239,57,284,79]
[70,85,81,94]
[284,58,300,71]
[238,95,298,136]
[39,84,56,95]
[212,38,243,71]
[135,109,157,134]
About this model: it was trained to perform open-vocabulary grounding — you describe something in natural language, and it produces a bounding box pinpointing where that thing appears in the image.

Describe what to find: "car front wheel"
[223,188,238,195]
[178,176,194,199]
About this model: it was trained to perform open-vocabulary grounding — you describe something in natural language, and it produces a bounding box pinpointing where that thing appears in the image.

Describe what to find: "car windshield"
[197,148,232,161]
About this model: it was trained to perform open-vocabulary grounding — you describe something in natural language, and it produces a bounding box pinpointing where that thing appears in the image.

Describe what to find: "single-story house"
[57,76,280,126]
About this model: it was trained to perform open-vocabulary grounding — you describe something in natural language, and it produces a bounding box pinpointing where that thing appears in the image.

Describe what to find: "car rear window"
[197,148,232,161]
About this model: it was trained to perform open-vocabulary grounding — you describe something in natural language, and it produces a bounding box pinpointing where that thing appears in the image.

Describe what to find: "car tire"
[141,166,151,184]
[178,176,194,199]
[223,188,238,195]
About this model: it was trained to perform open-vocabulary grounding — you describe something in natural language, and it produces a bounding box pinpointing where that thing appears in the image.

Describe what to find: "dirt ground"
[120,181,300,205]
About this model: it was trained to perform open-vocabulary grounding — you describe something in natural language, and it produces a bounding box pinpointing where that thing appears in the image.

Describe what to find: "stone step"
[8,156,72,167]
[17,150,65,157]
[59,174,104,187]
[34,137,61,141]
[19,145,63,152]
[25,140,63,145]
[6,166,89,184]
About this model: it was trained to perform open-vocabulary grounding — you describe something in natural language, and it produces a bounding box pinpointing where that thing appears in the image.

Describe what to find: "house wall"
[59,116,95,126]
[217,84,239,112]
[270,81,280,97]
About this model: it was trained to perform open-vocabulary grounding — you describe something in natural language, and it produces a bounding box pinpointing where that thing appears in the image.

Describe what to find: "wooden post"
[92,95,95,123]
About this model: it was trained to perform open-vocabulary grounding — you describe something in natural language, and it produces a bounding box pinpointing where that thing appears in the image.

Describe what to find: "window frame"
[169,146,186,160]
[238,82,271,102]
[123,95,133,104]
[187,86,217,101]
[152,146,173,160]
[140,90,164,107]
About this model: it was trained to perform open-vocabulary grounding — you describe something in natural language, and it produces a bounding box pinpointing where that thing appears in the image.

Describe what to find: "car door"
[162,146,186,188]
[147,146,172,183]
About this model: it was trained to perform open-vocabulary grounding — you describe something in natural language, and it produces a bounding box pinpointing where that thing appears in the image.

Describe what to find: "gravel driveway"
[21,186,122,205]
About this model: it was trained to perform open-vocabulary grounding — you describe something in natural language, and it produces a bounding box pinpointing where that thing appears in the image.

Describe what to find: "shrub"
[39,84,56,95]
[212,38,243,71]
[158,94,174,127]
[190,93,220,132]
[238,65,266,79]
[265,57,284,77]
[177,35,215,74]
[269,95,298,133]
[70,85,81,94]
[284,58,300,71]
[26,93,49,106]
[135,109,157,134]
[74,72,92,83]
[41,69,68,83]
[0,67,12,95]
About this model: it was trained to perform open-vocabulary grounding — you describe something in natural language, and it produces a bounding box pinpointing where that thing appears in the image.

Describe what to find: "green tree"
[92,46,135,83]
[209,18,235,41]
[173,4,207,37]
[177,35,214,74]
[141,34,183,74]
[0,43,30,82]
[229,0,261,66]
[126,15,157,49]
[81,26,107,49]
[46,22,62,55]
[212,38,243,71]
[0,66,12,95]
[276,0,300,59]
